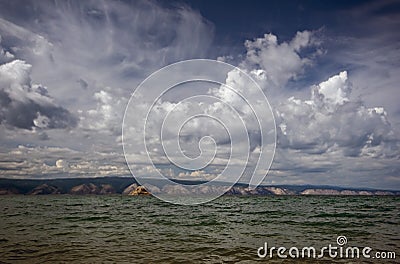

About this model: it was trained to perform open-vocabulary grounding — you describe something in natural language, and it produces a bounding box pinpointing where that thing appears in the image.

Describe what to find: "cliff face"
[227,187,273,195]
[300,189,396,195]
[122,183,138,195]
[264,187,296,195]
[70,183,99,195]
[28,184,61,195]
[99,184,116,194]
[0,187,20,195]
[301,189,341,195]
[69,183,116,195]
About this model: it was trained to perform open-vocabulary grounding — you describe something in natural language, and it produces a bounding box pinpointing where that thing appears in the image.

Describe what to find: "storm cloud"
[0,59,77,130]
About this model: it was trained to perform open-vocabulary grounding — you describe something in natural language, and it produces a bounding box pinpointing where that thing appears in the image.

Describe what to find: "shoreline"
[1,177,399,196]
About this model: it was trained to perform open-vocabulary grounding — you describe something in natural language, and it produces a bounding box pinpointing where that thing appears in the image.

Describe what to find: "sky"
[0,0,399,190]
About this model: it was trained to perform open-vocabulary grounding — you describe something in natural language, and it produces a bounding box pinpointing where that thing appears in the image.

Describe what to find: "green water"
[0,196,398,263]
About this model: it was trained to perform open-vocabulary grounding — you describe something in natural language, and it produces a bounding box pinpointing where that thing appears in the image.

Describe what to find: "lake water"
[0,195,398,263]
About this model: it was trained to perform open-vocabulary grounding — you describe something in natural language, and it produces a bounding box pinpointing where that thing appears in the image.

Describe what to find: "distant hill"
[0,176,398,196]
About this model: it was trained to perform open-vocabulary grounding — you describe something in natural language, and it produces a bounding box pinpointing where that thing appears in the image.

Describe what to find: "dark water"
[0,195,398,263]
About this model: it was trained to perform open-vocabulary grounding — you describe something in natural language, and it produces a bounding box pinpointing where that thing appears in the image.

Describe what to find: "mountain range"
[0,177,399,196]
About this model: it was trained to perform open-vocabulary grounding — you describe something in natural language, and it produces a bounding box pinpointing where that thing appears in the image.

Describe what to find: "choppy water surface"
[0,195,398,263]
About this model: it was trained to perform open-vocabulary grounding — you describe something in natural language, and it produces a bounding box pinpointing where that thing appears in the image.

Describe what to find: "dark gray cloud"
[0,100,77,130]
[0,59,77,130]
